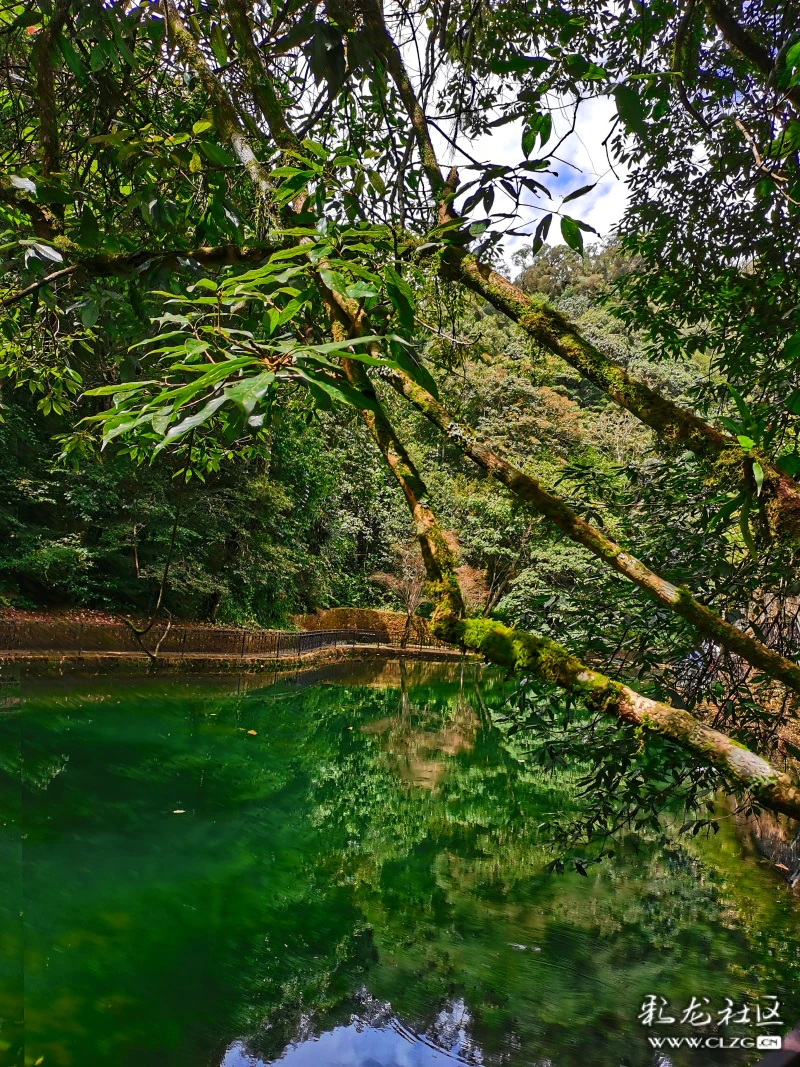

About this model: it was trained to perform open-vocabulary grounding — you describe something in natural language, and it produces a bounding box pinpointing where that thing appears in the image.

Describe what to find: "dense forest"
[3,0,800,848]
[0,240,671,628]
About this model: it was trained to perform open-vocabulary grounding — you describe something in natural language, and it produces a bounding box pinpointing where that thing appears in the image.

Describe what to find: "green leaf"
[560,216,583,253]
[782,333,800,362]
[318,268,348,294]
[102,412,154,445]
[210,24,228,66]
[752,460,764,496]
[198,141,237,167]
[58,34,87,86]
[739,496,758,560]
[80,300,99,328]
[719,416,741,436]
[295,371,379,412]
[490,55,551,76]
[113,35,136,68]
[384,265,415,331]
[562,182,597,204]
[268,245,310,263]
[389,338,439,400]
[273,170,315,205]
[89,44,107,72]
[79,207,101,244]
[531,213,552,256]
[345,280,379,300]
[737,435,755,450]
[154,394,229,451]
[305,334,385,355]
[11,12,42,28]
[192,119,214,135]
[707,490,745,532]
[613,84,647,138]
[278,296,305,324]
[368,170,386,195]
[766,120,800,159]
[469,221,489,237]
[36,180,73,205]
[224,371,275,416]
[777,452,800,477]
[183,338,209,358]
[304,379,332,411]
[727,384,752,426]
[157,358,255,408]
[84,381,155,397]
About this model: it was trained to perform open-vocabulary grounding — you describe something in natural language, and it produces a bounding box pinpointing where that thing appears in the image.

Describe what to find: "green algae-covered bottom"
[0,660,798,1067]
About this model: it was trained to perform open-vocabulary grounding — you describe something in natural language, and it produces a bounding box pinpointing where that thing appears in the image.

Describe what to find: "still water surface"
[1,659,798,1067]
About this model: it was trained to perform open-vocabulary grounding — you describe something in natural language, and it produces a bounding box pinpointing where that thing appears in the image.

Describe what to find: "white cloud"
[433,94,629,256]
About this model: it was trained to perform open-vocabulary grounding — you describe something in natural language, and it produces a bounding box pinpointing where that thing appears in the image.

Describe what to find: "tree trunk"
[440,247,800,542]
[387,366,800,695]
[440,614,800,821]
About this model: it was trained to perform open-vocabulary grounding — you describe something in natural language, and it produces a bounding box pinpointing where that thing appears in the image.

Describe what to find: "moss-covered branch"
[351,0,446,197]
[354,373,465,619]
[32,0,72,181]
[202,4,462,619]
[222,0,302,154]
[446,615,800,821]
[440,247,800,541]
[387,366,800,694]
[163,1,275,209]
[442,250,724,454]
[321,292,465,618]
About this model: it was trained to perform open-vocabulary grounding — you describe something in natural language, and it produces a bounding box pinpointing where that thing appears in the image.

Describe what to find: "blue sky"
[434,95,629,257]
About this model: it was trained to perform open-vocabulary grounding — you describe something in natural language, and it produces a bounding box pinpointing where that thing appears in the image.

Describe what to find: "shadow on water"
[1,659,798,1066]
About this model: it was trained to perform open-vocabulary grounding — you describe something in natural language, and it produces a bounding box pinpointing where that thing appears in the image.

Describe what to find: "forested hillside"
[0,241,684,633]
[3,0,800,843]
[0,367,412,623]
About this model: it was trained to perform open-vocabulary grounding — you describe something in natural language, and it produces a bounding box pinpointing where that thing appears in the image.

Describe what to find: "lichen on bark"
[436,614,800,821]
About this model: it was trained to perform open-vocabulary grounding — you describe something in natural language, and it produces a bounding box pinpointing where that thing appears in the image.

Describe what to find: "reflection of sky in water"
[222,998,484,1067]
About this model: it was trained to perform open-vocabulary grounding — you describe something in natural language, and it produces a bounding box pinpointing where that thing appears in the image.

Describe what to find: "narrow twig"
[1,265,78,308]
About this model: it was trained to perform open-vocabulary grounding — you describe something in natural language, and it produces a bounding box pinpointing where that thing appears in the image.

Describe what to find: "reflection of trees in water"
[235,989,485,1067]
[2,669,799,1067]
[360,660,480,790]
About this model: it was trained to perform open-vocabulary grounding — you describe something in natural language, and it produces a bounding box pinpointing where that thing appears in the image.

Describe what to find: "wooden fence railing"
[0,620,451,658]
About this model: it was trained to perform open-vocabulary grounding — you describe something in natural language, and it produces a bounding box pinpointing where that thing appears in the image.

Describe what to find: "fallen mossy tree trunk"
[386,366,800,695]
[438,614,800,822]
[161,4,464,627]
[438,224,800,545]
[326,310,465,620]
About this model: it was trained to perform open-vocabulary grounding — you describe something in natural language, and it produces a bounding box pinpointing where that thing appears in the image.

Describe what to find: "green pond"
[1,659,799,1067]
